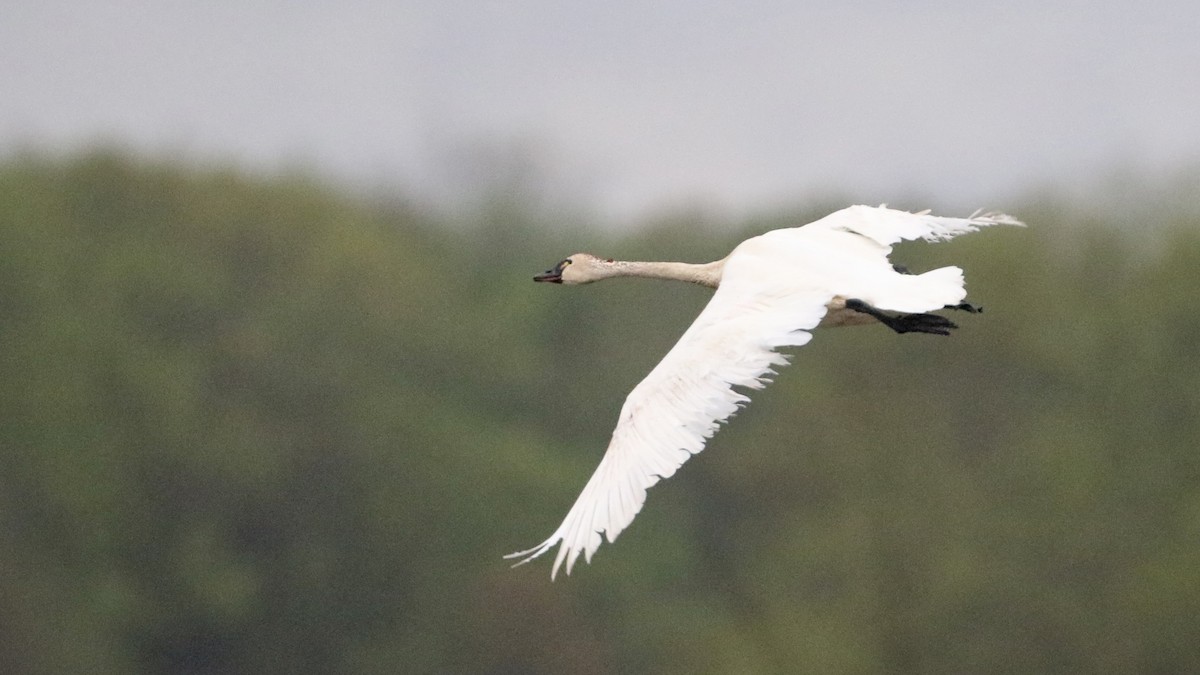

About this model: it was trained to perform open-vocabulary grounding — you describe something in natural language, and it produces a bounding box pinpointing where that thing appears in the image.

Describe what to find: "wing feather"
[807,205,1024,247]
[506,268,832,579]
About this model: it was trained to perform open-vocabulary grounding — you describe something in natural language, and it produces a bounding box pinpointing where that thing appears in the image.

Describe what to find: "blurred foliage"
[1,150,1198,674]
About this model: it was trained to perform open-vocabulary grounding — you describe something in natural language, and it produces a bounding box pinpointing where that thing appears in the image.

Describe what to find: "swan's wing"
[807,205,1024,247]
[507,265,832,579]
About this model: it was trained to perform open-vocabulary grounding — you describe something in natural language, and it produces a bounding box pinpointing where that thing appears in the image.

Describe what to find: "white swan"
[507,205,1023,579]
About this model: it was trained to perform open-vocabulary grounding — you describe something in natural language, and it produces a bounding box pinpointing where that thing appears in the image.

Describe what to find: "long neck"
[606,259,725,288]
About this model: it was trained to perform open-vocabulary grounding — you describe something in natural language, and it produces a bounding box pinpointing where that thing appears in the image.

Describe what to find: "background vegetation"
[1,151,1198,673]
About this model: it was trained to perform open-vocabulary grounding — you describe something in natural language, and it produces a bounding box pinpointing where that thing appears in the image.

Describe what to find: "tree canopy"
[1,151,1197,673]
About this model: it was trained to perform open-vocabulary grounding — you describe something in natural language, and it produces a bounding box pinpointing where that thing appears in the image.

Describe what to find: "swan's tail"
[871,265,968,315]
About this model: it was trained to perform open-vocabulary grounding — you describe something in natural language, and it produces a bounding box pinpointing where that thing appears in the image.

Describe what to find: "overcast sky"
[3,1,1198,220]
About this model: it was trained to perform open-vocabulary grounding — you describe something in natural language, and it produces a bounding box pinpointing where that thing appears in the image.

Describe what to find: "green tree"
[1,150,1198,673]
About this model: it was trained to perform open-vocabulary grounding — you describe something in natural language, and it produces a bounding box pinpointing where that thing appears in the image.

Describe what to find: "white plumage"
[508,205,1023,579]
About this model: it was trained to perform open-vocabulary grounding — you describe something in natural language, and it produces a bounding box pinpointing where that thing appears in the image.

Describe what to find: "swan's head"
[533,253,614,285]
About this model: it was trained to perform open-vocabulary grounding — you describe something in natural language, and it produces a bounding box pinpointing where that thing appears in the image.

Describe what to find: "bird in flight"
[507,205,1023,579]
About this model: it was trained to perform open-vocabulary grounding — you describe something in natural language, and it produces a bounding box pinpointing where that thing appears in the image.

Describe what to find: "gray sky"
[3,1,1198,220]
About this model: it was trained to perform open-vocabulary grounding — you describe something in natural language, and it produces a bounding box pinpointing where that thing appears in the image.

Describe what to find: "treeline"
[0,151,1197,673]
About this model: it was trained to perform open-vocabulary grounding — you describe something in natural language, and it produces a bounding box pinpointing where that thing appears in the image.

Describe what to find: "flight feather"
[506,266,832,579]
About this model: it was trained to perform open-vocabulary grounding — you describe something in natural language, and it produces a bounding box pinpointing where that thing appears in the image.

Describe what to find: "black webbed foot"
[886,312,959,335]
[844,298,959,336]
[945,302,983,313]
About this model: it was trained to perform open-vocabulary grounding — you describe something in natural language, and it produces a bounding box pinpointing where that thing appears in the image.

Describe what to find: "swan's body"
[508,205,1023,579]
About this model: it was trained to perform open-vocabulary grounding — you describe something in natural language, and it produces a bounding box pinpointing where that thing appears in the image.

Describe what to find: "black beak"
[533,262,564,283]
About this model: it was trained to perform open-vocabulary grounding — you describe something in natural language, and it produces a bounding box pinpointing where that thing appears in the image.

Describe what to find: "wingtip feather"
[967,209,1026,228]
[504,537,562,576]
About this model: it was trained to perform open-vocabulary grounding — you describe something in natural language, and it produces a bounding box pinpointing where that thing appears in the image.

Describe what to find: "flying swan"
[507,204,1023,579]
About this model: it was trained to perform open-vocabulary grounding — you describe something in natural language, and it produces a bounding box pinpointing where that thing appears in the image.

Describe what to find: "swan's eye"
[561,258,573,267]
[605,258,614,263]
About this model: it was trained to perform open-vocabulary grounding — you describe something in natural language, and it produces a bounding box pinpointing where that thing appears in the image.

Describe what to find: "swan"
[507,204,1023,579]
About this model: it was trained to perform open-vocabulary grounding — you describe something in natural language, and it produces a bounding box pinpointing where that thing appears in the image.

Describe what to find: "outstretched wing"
[807,205,1024,248]
[507,252,832,579]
